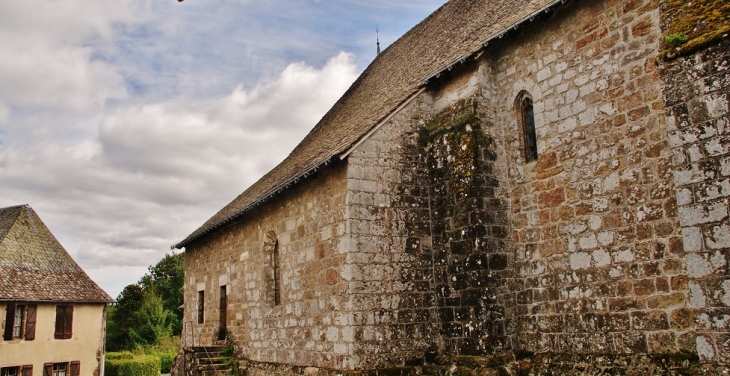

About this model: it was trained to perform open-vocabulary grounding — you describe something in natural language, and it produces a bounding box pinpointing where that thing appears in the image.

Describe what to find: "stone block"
[537,67,552,82]
[646,292,685,309]
[704,223,730,249]
[648,331,677,353]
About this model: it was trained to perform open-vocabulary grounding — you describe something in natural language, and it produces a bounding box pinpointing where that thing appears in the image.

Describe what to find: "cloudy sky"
[0,0,446,298]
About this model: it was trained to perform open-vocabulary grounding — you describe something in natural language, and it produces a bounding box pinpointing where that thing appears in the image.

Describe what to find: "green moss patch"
[661,0,730,58]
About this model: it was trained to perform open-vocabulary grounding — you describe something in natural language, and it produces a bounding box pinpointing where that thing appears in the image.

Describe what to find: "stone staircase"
[188,346,232,376]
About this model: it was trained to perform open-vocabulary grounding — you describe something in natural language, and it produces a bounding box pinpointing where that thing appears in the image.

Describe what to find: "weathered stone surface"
[662,38,730,365]
[177,0,730,374]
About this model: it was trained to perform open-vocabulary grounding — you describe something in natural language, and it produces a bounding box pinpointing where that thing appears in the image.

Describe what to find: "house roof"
[176,0,563,249]
[0,205,114,303]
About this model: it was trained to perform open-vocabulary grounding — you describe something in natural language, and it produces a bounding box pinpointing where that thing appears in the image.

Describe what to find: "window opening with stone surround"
[264,230,281,307]
[519,92,538,162]
[197,290,204,324]
[273,240,281,306]
[218,285,227,340]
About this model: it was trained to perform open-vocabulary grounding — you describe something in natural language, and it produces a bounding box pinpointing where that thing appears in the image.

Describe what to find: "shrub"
[105,354,160,376]
[154,335,180,354]
[105,352,134,360]
[157,352,175,373]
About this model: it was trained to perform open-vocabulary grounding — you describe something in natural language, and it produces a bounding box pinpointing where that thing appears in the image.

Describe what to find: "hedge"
[105,354,161,376]
[157,352,175,373]
[105,352,134,360]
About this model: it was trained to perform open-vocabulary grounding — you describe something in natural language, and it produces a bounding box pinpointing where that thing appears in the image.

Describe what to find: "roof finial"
[376,25,381,55]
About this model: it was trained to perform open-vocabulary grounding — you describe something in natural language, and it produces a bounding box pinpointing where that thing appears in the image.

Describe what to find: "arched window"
[264,230,281,307]
[273,240,281,306]
[520,94,538,162]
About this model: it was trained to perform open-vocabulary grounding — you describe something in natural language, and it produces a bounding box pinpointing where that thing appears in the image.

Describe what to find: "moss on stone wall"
[421,100,487,231]
[661,0,730,58]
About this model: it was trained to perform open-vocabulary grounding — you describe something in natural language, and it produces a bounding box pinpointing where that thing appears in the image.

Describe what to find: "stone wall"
[183,162,350,369]
[343,90,436,369]
[179,0,730,372]
[421,94,512,356]
[492,0,690,356]
[662,38,730,364]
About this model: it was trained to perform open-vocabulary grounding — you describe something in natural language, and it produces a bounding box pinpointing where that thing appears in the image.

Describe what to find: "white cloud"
[0,0,443,299]
[98,52,358,187]
[0,52,358,297]
[0,0,143,112]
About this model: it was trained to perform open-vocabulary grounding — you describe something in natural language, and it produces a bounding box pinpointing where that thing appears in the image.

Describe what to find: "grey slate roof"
[176,0,561,248]
[0,205,114,303]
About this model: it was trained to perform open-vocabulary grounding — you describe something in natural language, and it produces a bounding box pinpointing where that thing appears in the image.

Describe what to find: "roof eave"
[173,156,338,250]
[422,0,570,86]
[173,0,574,251]
[0,298,114,304]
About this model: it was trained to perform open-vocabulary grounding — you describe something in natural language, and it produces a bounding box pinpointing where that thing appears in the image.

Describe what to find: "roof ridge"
[0,205,114,303]
[176,0,562,249]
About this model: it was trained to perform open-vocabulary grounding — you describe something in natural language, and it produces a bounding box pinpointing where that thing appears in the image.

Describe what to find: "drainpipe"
[99,304,108,376]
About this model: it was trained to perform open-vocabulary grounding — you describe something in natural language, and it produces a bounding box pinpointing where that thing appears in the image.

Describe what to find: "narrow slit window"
[273,241,281,306]
[218,286,227,340]
[521,96,538,162]
[197,291,204,324]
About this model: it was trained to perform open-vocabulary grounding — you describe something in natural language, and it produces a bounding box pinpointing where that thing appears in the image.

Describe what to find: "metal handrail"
[182,321,229,376]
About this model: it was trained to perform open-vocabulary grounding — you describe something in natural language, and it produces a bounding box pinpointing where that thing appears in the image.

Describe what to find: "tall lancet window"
[273,241,281,306]
[520,95,538,162]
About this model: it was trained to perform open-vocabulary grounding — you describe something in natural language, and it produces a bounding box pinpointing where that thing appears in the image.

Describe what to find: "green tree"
[139,252,184,334]
[130,288,174,347]
[106,284,145,351]
[105,253,184,352]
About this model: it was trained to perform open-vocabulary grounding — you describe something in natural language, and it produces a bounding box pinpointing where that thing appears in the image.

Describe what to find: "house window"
[44,362,78,376]
[520,94,538,162]
[273,241,281,306]
[197,291,204,324]
[1,367,19,376]
[2,366,31,376]
[52,363,66,376]
[3,303,36,341]
[54,305,74,339]
[12,305,24,338]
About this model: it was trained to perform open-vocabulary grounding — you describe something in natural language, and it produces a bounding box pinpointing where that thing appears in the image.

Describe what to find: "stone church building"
[174,0,730,373]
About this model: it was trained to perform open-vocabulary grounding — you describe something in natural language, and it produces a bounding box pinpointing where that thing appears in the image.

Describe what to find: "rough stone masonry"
[175,0,730,374]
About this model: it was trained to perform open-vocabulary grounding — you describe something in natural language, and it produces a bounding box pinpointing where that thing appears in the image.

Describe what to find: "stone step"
[184,345,233,375]
[189,345,227,353]
[196,356,228,365]
[199,369,232,376]
[190,348,227,358]
[196,363,231,371]
[193,352,227,359]
[197,364,232,376]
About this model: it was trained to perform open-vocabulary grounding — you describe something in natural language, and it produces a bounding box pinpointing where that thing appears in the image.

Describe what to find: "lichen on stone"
[660,0,730,58]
